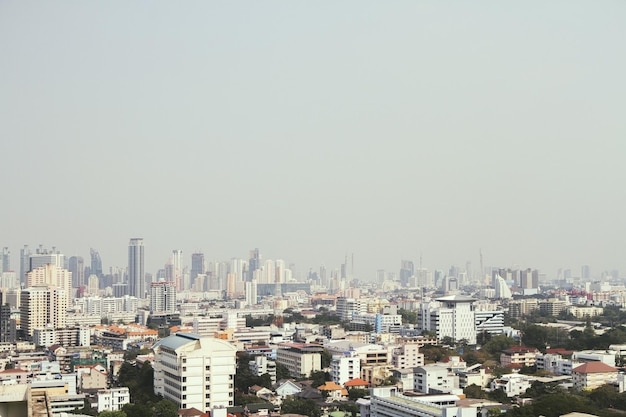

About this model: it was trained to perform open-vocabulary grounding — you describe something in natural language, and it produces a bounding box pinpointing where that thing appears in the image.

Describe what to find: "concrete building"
[26,264,71,294]
[418,296,477,345]
[500,346,540,369]
[96,387,130,412]
[249,355,277,385]
[20,287,68,338]
[275,343,323,378]
[150,281,177,313]
[330,351,361,386]
[128,238,145,298]
[391,341,425,370]
[490,373,534,397]
[153,333,237,412]
[413,365,454,394]
[572,362,618,391]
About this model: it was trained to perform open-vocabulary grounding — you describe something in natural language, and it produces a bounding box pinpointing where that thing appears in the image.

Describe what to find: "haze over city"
[1,1,625,279]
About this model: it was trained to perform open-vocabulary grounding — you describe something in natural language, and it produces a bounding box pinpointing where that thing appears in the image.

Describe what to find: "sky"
[1,1,625,280]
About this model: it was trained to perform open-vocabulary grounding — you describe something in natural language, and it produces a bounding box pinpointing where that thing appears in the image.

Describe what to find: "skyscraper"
[190,253,205,287]
[90,248,103,278]
[68,256,85,288]
[1,247,9,273]
[150,281,176,313]
[19,245,31,285]
[248,248,260,281]
[128,238,145,298]
[172,250,183,291]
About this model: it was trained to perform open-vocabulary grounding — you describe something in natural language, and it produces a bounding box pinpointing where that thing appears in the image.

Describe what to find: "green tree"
[98,411,127,417]
[398,308,417,325]
[482,335,516,355]
[275,362,290,381]
[463,384,487,399]
[281,397,321,417]
[153,399,178,417]
[348,388,369,401]
[321,349,332,368]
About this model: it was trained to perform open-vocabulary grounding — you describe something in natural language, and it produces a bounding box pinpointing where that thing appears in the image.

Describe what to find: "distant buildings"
[128,238,145,298]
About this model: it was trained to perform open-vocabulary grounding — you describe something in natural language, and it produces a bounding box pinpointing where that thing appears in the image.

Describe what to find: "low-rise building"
[275,343,323,378]
[490,373,533,397]
[572,362,618,391]
[500,346,539,369]
[97,387,130,412]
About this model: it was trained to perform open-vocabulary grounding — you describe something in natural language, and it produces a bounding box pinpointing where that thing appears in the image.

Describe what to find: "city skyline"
[1,2,625,281]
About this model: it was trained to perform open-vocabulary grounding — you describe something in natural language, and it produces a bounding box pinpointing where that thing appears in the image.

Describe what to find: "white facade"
[490,373,533,397]
[331,352,361,386]
[249,355,277,385]
[153,333,237,412]
[97,387,130,412]
[26,265,71,294]
[413,365,454,394]
[418,296,477,345]
[150,281,177,313]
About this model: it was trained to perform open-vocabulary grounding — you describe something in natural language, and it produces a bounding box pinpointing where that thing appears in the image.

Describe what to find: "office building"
[150,281,177,313]
[68,256,85,288]
[26,264,71,294]
[29,248,64,271]
[20,287,68,338]
[128,238,145,298]
[276,343,323,378]
[172,249,183,290]
[191,253,205,287]
[417,295,477,345]
[19,245,31,285]
[399,260,414,288]
[90,248,103,278]
[1,247,9,273]
[153,333,237,412]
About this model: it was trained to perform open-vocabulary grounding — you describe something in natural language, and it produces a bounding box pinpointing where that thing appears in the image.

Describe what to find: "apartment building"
[275,343,323,378]
[153,333,237,412]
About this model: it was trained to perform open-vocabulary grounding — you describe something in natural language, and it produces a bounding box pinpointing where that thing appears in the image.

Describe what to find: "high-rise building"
[172,250,183,291]
[90,248,103,278]
[399,260,414,287]
[150,281,176,313]
[417,295,477,344]
[1,247,9,273]
[581,265,591,281]
[20,286,68,338]
[19,245,31,285]
[153,333,237,412]
[26,264,71,294]
[248,248,260,281]
[29,247,64,271]
[68,256,85,288]
[190,253,205,287]
[128,238,145,298]
[0,303,15,343]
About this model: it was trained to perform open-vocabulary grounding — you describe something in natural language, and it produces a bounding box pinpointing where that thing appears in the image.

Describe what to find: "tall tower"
[248,248,260,281]
[19,245,31,286]
[90,248,103,278]
[190,253,205,287]
[68,256,85,288]
[1,248,9,273]
[128,238,145,298]
[172,250,183,291]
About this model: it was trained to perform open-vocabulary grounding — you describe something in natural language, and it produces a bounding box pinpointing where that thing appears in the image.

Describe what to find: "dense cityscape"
[0,241,625,417]
[3,2,625,417]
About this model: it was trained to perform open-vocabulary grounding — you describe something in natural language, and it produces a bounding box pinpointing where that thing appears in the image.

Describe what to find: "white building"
[153,333,237,412]
[331,351,361,386]
[418,296,477,345]
[413,365,454,394]
[391,341,425,370]
[150,281,177,314]
[490,373,533,397]
[275,343,323,378]
[249,355,277,385]
[97,387,130,412]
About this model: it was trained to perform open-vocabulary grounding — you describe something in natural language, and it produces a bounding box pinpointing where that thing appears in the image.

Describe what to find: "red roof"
[573,362,617,374]
[345,378,370,387]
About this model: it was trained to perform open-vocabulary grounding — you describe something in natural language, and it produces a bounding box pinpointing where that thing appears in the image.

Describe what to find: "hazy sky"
[1,1,625,280]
